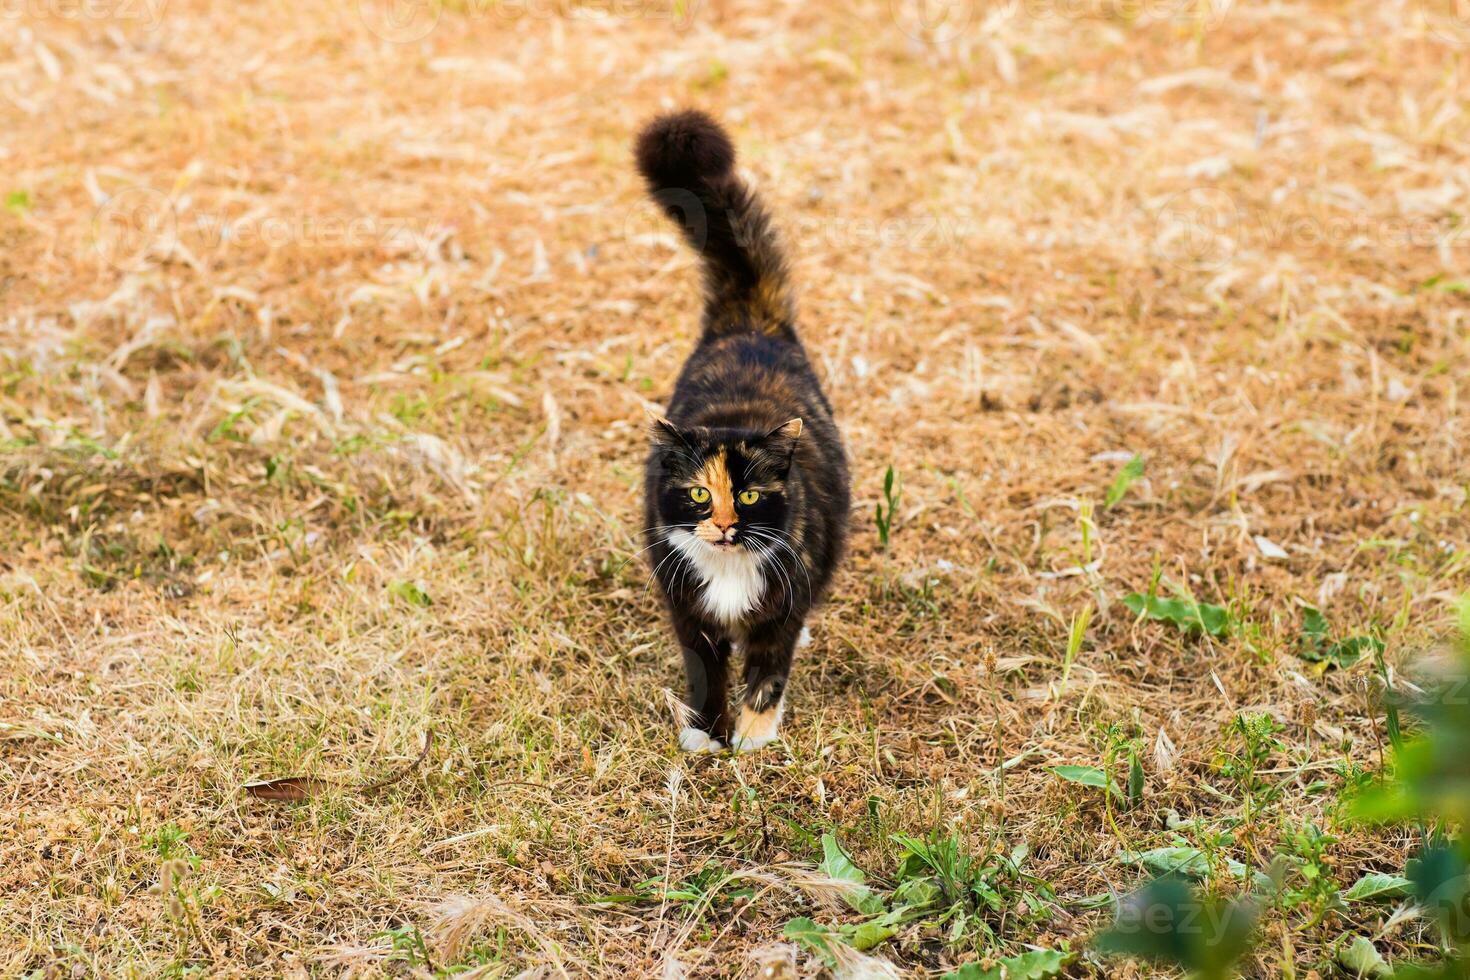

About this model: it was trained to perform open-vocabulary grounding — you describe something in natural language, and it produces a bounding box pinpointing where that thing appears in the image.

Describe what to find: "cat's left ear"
[763,418,803,460]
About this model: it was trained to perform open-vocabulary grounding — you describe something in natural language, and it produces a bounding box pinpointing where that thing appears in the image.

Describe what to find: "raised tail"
[635,110,795,339]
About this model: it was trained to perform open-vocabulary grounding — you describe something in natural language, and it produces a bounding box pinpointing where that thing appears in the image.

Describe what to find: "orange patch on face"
[697,448,737,529]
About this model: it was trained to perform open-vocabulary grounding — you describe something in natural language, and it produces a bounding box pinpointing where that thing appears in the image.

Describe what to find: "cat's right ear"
[648,414,689,450]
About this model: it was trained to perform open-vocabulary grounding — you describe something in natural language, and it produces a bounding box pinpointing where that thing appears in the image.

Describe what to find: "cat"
[635,109,851,754]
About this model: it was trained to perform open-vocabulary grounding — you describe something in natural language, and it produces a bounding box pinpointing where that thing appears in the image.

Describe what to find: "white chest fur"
[670,530,766,626]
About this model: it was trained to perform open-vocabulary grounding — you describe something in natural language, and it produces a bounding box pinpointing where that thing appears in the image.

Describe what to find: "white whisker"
[743,527,812,612]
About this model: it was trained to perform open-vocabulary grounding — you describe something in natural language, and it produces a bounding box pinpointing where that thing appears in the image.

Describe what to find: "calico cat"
[635,110,850,754]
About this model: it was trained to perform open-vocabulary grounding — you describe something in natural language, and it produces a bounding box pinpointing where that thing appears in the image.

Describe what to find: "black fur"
[634,109,735,187]
[637,110,851,750]
[635,109,795,339]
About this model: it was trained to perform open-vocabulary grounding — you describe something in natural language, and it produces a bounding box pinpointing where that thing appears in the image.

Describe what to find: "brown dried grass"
[2,0,1468,975]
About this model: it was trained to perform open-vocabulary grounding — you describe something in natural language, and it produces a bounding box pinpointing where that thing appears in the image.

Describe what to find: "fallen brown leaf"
[243,731,432,802]
[242,776,333,801]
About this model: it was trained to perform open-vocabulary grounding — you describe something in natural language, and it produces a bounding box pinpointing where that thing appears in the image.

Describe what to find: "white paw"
[678,727,725,754]
[797,626,812,649]
[729,731,776,753]
[730,702,784,754]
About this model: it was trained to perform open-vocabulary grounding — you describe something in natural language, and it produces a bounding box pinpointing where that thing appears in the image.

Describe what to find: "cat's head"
[649,416,803,553]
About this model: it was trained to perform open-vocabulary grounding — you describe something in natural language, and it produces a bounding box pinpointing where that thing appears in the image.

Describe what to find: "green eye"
[738,490,760,505]
[689,487,710,503]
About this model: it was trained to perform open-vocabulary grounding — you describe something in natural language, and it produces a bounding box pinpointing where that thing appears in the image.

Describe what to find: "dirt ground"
[3,0,1468,975]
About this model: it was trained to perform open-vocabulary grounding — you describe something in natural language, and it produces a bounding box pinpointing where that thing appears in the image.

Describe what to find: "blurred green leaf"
[1391,959,1470,979]
[846,919,898,951]
[1342,872,1413,903]
[1119,847,1267,886]
[1124,592,1231,638]
[819,834,884,915]
[943,948,1074,980]
[1408,842,1470,946]
[389,579,432,607]
[892,875,941,910]
[1303,605,1330,640]
[1120,847,1210,878]
[1104,454,1145,509]
[1050,764,1112,791]
[1335,935,1391,978]
[783,916,840,963]
[1299,607,1381,668]
[1094,876,1258,980]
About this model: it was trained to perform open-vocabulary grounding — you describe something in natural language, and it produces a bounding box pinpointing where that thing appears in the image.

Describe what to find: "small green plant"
[1049,725,1145,828]
[874,465,900,548]
[145,823,193,861]
[1104,453,1145,509]
[1216,712,1285,859]
[942,948,1074,979]
[817,835,884,914]
[1118,841,1260,885]
[1299,605,1383,669]
[1277,821,1344,928]
[1337,936,1394,978]
[781,835,905,963]
[389,579,433,607]
[1056,601,1092,695]
[598,858,759,911]
[1341,870,1412,903]
[783,914,900,961]
[1125,590,1233,638]
[888,828,1055,948]
[207,397,260,443]
[148,846,216,959]
[376,924,433,969]
[1217,714,1284,798]
[780,828,1055,966]
[1108,725,1146,812]
[1050,763,1115,794]
[1347,598,1470,976]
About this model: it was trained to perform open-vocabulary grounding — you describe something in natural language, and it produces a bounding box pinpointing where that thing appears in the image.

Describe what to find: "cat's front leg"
[730,617,804,753]
[673,615,732,753]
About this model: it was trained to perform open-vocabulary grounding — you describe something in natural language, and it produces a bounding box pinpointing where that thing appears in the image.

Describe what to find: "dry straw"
[2,0,1467,974]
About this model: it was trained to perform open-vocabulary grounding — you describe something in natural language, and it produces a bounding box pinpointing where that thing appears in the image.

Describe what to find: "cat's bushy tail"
[635,110,795,339]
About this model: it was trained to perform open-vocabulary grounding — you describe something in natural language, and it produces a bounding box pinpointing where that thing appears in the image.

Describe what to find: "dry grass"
[3,0,1468,975]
